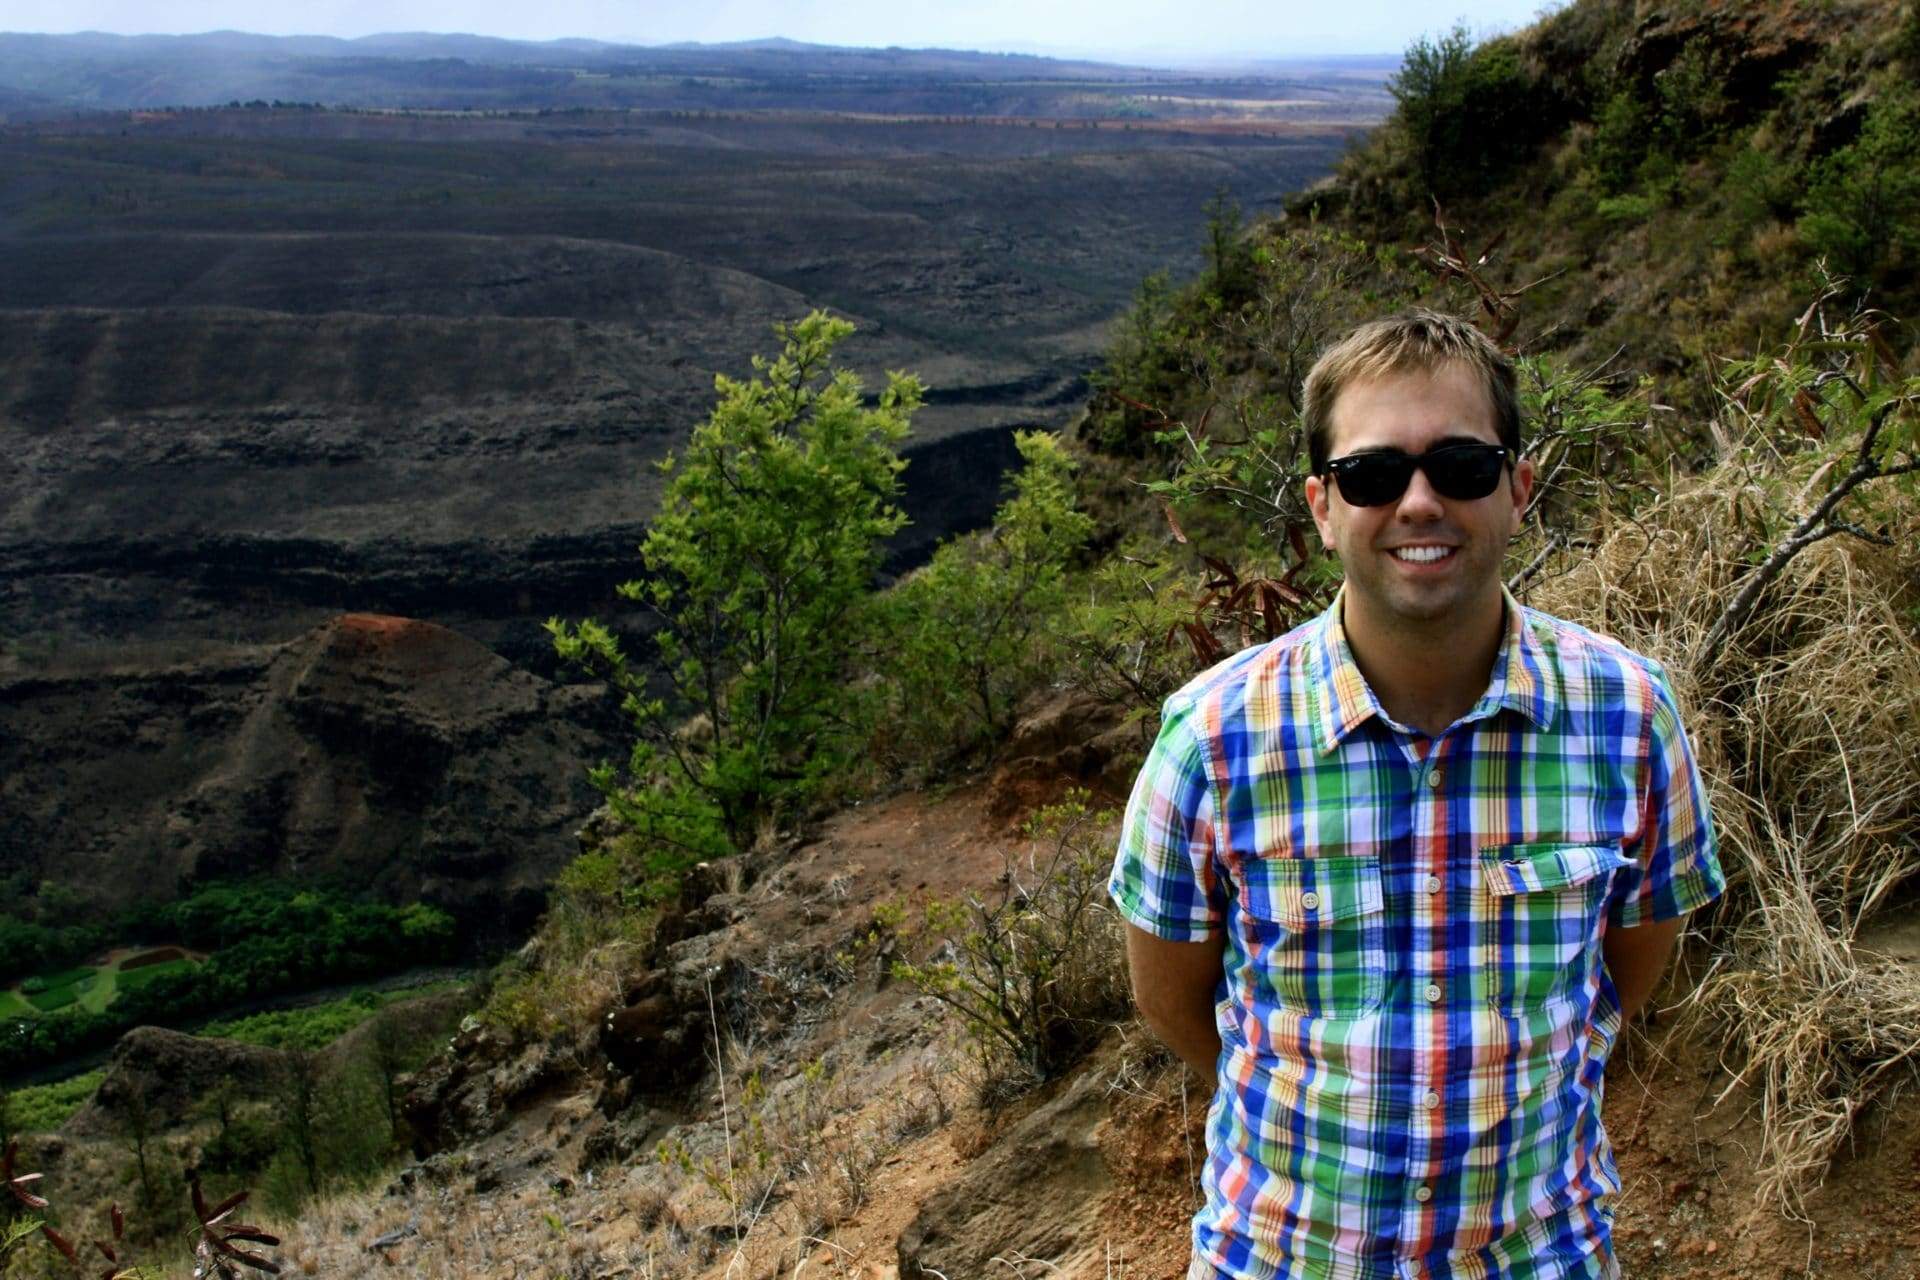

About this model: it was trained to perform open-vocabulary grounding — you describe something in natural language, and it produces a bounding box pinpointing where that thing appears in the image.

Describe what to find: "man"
[1109,310,1722,1280]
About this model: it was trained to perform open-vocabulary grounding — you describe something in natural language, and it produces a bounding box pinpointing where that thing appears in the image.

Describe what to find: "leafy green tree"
[551,312,920,861]
[1799,94,1920,289]
[1390,27,1540,202]
[882,432,1093,760]
[1390,22,1475,199]
[1201,188,1256,304]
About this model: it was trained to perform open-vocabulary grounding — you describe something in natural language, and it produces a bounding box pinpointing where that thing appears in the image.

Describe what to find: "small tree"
[274,1052,322,1201]
[368,1008,407,1145]
[117,1073,165,1220]
[1389,23,1475,200]
[1799,95,1920,290]
[551,312,920,864]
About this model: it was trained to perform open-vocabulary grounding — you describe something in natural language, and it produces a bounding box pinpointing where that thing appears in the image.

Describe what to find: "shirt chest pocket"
[1479,842,1636,1013]
[1238,854,1388,1019]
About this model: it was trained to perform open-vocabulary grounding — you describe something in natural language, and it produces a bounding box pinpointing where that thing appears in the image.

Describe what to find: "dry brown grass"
[1526,438,1920,1219]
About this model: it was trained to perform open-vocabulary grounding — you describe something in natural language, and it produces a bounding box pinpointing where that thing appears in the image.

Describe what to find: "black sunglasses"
[1323,442,1513,507]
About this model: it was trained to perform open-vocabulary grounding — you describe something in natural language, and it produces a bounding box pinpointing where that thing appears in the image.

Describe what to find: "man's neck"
[1340,589,1507,738]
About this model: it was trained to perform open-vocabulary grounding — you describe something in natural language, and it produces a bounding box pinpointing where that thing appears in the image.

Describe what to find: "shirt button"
[1426,768,1444,789]
[1423,982,1443,1004]
[1300,891,1321,911]
[1414,1184,1434,1203]
[1423,1090,1441,1110]
[1424,874,1442,894]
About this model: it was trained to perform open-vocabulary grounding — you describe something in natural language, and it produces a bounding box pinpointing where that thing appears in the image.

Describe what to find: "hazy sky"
[0,1,1560,59]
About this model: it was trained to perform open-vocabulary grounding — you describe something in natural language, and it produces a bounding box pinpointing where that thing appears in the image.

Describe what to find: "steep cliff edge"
[0,613,609,935]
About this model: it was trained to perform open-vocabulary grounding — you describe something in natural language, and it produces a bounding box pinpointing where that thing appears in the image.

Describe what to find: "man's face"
[1304,362,1533,635]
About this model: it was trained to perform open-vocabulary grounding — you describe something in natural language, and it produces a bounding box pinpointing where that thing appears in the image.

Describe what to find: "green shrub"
[477,838,655,1041]
[1390,28,1546,202]
[1587,90,1650,195]
[1055,550,1200,743]
[890,792,1129,1090]
[200,995,381,1050]
[1595,192,1656,225]
[880,431,1093,764]
[1719,144,1802,244]
[1799,93,1920,289]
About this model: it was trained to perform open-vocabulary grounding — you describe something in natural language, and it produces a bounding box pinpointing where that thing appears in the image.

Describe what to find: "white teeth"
[1391,546,1453,563]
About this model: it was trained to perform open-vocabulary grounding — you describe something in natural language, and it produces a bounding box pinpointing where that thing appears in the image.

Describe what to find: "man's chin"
[1369,583,1478,629]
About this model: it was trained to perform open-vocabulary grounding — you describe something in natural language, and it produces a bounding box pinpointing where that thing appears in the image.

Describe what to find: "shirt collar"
[1311,587,1560,753]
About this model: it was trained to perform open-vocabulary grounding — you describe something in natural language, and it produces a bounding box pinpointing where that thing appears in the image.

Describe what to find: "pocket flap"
[1241,855,1385,927]
[1480,842,1634,896]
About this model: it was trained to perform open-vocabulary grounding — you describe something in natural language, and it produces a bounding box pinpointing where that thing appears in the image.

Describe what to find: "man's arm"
[1601,914,1686,1024]
[1125,922,1225,1084]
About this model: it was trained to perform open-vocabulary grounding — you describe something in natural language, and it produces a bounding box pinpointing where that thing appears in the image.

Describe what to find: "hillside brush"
[1525,300,1920,1217]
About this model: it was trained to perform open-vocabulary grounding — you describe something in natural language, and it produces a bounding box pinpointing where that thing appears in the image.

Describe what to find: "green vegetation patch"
[24,983,82,1012]
[201,981,466,1051]
[7,1069,104,1133]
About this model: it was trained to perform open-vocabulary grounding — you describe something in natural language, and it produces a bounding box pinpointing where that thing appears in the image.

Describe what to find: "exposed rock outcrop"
[63,1025,288,1137]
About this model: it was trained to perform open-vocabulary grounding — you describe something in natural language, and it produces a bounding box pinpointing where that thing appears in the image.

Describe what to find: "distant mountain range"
[0,30,1392,116]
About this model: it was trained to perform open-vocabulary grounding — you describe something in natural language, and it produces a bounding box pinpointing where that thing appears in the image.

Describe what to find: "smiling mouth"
[1389,545,1457,564]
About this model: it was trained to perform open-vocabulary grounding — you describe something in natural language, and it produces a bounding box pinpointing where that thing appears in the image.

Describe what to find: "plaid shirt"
[1110,592,1722,1280]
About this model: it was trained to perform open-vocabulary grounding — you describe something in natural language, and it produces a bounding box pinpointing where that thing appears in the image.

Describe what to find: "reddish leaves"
[192,1176,282,1277]
[1165,540,1317,668]
[2,1138,277,1279]
[1410,201,1561,348]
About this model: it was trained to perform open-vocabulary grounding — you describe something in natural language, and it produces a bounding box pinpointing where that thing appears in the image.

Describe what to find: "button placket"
[1412,738,1451,1142]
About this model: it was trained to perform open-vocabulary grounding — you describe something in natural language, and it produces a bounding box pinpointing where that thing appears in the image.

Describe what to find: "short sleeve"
[1610,664,1724,929]
[1109,702,1226,940]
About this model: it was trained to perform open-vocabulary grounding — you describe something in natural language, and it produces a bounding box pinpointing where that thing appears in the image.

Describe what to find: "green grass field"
[113,956,197,993]
[26,966,95,989]
[5,953,203,1018]
[22,966,96,1012]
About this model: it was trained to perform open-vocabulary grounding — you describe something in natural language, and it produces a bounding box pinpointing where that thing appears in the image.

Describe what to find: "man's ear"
[1508,455,1535,535]
[1305,472,1336,548]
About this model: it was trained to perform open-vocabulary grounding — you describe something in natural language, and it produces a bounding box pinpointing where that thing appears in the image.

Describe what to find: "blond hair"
[1300,309,1520,472]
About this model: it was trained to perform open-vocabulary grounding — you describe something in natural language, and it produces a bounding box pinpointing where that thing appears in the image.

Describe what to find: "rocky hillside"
[1292,0,1920,381]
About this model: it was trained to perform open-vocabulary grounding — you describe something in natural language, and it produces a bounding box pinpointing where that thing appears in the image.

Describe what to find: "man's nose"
[1395,467,1446,520]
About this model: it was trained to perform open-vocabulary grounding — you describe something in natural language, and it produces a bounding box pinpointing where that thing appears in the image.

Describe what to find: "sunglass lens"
[1426,447,1507,500]
[1333,455,1411,507]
